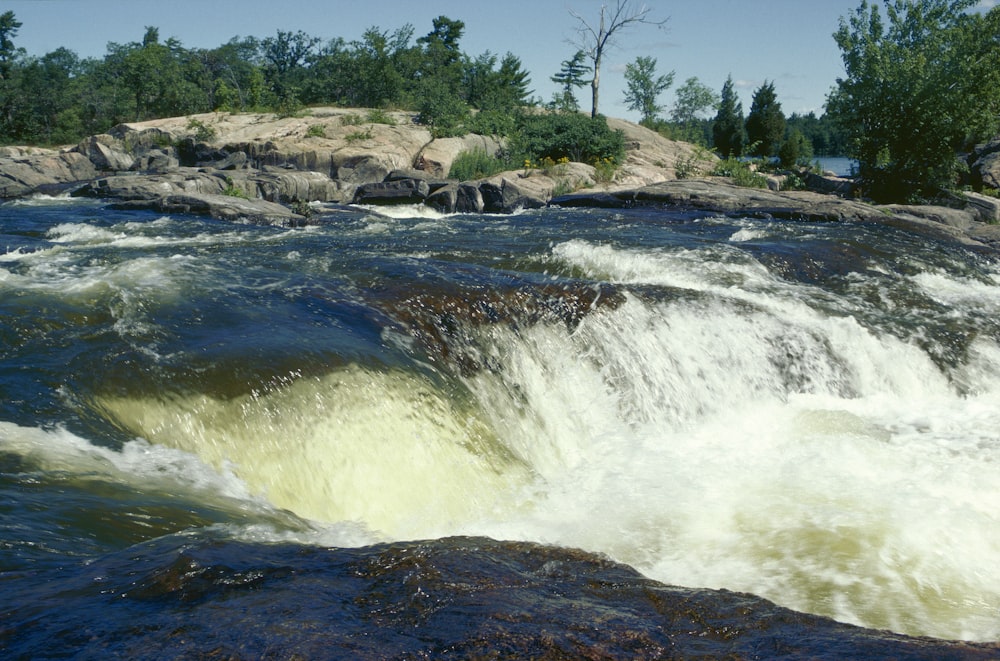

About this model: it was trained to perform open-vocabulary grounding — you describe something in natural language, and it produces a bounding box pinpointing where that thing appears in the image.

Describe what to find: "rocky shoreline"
[2,107,999,249]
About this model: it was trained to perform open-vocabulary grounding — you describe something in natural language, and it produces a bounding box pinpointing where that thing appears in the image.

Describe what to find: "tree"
[779,128,814,168]
[827,0,1000,201]
[0,10,23,79]
[413,16,469,135]
[745,80,785,157]
[670,76,719,124]
[568,1,667,117]
[550,50,590,111]
[712,75,745,157]
[623,55,673,125]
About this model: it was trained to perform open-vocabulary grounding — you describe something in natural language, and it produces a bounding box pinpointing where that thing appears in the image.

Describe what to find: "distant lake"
[815,156,856,177]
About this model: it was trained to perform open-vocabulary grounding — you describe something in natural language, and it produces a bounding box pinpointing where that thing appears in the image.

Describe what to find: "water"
[815,156,857,177]
[2,195,999,656]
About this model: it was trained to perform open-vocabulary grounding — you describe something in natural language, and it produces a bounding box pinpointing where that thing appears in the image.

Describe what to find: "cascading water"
[2,197,999,655]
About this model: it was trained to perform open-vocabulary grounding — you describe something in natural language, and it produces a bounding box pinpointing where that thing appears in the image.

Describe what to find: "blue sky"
[5,0,998,121]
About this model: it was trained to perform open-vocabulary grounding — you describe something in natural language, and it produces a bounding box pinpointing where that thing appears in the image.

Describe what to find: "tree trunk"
[591,52,602,118]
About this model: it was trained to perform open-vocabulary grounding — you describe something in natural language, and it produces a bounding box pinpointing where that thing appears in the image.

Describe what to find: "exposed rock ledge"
[1,108,998,248]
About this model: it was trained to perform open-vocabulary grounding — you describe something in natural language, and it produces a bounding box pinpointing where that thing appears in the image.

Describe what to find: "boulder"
[456,182,485,213]
[353,178,430,205]
[76,135,135,171]
[426,183,458,213]
[477,175,544,213]
[134,149,179,173]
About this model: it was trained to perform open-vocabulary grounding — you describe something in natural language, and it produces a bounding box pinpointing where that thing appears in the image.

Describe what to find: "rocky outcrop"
[553,178,1000,250]
[0,149,98,198]
[3,107,998,246]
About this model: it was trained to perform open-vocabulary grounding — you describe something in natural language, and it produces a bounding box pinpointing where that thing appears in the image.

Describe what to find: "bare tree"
[568,1,668,118]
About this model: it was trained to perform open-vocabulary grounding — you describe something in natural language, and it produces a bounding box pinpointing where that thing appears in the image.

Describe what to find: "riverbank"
[2,107,998,248]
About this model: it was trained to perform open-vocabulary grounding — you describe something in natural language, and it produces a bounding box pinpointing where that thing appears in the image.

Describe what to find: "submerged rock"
[5,534,996,659]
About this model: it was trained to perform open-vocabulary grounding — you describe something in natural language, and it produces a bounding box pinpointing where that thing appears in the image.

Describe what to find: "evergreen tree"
[745,80,785,157]
[550,50,590,111]
[623,55,673,125]
[712,75,745,157]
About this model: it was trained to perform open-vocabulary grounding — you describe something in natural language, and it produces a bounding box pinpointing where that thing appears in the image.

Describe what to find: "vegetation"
[508,112,625,166]
[828,0,1000,202]
[448,147,507,180]
[712,75,745,158]
[0,12,532,147]
[567,0,667,118]
[711,157,768,188]
[745,81,786,158]
[623,56,674,126]
[549,50,591,112]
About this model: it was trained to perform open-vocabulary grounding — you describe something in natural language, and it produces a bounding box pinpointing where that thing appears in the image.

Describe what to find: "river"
[2,195,998,658]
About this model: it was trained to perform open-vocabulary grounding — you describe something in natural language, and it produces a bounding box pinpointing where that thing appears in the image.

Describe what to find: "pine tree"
[550,50,590,111]
[712,75,745,157]
[745,80,785,158]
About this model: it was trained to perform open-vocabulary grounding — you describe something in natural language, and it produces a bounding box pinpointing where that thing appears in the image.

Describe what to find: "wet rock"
[112,192,307,226]
[353,177,430,205]
[379,280,625,374]
[7,535,996,659]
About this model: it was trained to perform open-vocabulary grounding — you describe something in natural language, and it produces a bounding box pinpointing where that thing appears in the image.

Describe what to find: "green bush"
[365,108,397,125]
[509,112,625,166]
[448,147,508,180]
[187,118,217,142]
[712,157,768,188]
[306,124,326,138]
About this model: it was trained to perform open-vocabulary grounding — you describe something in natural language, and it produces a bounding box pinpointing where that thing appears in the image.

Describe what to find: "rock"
[456,182,484,213]
[75,171,227,201]
[426,183,458,213]
[113,192,307,226]
[134,149,179,173]
[971,138,1000,190]
[253,169,339,203]
[479,174,551,213]
[805,171,854,196]
[76,135,135,171]
[605,116,718,184]
[963,191,1000,224]
[353,178,430,205]
[0,150,98,198]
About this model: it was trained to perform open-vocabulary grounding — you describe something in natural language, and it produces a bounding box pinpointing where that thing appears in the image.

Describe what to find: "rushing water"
[2,195,999,657]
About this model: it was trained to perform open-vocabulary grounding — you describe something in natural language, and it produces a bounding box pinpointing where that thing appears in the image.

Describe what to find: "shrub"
[712,157,768,188]
[306,124,326,138]
[345,128,374,144]
[365,108,397,125]
[187,118,217,142]
[509,112,625,166]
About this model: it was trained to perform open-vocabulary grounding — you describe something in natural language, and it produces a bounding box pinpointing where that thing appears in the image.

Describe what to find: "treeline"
[0,14,539,145]
[0,9,844,162]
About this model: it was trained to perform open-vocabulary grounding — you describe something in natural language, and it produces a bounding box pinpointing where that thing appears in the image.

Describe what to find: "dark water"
[2,196,999,658]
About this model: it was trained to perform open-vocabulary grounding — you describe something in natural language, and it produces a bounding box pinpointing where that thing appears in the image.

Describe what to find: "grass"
[449,147,508,180]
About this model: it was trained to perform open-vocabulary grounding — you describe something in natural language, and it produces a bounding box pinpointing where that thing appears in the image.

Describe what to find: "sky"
[4,0,998,121]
